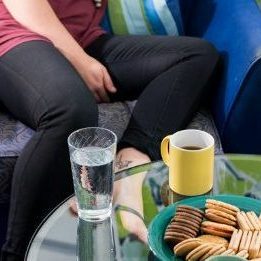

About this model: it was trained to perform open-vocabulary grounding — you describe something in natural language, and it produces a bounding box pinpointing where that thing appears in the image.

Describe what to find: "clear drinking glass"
[68,127,117,221]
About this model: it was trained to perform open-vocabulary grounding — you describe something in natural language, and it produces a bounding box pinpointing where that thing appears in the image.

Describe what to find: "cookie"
[197,235,228,246]
[247,211,261,230]
[199,244,226,261]
[236,249,249,259]
[205,202,237,217]
[244,231,253,251]
[174,238,201,256]
[239,230,249,251]
[206,199,240,213]
[164,232,192,245]
[241,211,255,230]
[228,229,243,252]
[205,200,239,228]
[173,221,200,234]
[249,230,261,259]
[167,223,197,237]
[185,244,213,261]
[205,211,237,226]
[237,212,252,231]
[175,212,202,224]
[220,249,235,256]
[176,205,204,218]
[173,217,201,230]
[201,221,235,238]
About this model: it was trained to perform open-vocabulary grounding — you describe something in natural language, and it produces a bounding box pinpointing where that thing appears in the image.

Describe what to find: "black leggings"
[0,35,218,260]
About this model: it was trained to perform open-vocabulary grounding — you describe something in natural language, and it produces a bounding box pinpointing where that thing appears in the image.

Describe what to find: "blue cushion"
[101,0,184,35]
[185,0,261,153]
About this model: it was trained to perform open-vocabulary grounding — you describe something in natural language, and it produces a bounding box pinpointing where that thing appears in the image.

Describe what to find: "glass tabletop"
[25,154,261,261]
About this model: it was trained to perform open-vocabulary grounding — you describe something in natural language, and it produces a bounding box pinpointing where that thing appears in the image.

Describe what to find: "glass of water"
[68,127,117,221]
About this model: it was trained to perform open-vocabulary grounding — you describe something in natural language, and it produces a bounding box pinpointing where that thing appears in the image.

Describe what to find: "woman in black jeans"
[0,0,218,260]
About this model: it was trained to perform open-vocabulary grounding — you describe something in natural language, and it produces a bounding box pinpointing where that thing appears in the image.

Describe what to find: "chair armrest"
[186,0,261,141]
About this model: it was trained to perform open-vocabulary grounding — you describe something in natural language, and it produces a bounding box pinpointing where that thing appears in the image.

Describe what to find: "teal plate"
[148,195,261,261]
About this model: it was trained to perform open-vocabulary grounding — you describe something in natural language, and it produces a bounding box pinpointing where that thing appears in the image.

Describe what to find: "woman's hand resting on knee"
[75,56,117,103]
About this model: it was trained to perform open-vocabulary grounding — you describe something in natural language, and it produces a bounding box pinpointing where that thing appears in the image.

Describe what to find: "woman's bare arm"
[3,0,116,102]
[3,0,88,68]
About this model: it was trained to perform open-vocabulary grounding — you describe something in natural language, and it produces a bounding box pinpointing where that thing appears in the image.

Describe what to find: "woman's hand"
[77,56,117,103]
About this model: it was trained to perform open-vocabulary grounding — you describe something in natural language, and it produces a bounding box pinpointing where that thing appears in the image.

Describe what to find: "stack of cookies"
[205,199,239,226]
[164,205,204,245]
[200,199,239,238]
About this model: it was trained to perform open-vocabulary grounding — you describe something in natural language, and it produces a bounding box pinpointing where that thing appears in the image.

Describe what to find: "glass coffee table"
[25,154,261,261]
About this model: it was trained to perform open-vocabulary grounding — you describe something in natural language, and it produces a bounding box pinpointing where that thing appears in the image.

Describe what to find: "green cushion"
[102,0,183,35]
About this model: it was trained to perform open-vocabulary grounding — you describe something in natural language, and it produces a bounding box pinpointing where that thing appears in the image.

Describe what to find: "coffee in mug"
[161,129,214,196]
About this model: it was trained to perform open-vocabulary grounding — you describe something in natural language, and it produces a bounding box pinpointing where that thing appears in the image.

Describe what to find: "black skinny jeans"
[0,35,218,260]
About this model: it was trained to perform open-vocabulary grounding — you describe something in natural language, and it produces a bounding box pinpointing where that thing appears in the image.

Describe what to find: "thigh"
[87,35,211,100]
[0,40,95,129]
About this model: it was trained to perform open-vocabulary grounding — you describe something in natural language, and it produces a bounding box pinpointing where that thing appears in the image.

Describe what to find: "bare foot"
[113,148,151,243]
[68,197,78,217]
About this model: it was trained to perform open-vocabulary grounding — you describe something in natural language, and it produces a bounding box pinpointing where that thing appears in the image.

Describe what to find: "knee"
[39,80,98,131]
[193,38,219,67]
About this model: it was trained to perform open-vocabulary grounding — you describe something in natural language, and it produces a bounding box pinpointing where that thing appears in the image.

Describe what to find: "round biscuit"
[205,212,237,226]
[197,235,228,246]
[172,221,200,234]
[206,199,240,212]
[175,212,202,224]
[167,224,197,237]
[165,231,192,237]
[201,227,233,238]
[166,228,196,238]
[186,244,213,261]
[201,221,236,232]
[205,208,236,221]
[174,239,201,256]
[176,205,204,216]
[173,217,200,229]
[164,231,192,243]
[220,249,235,256]
[205,203,237,217]
[175,209,203,222]
[176,206,204,219]
[174,238,200,250]
[200,244,226,261]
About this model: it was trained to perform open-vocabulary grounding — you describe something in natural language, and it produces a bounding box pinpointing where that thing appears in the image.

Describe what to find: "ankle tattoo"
[116,155,133,170]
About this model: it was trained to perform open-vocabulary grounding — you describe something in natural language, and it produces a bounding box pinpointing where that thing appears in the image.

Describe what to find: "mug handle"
[161,135,171,166]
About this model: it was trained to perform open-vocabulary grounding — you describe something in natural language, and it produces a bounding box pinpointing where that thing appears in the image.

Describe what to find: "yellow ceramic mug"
[161,129,214,196]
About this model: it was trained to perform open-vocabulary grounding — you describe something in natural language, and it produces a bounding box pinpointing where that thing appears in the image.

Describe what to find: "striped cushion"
[102,0,183,35]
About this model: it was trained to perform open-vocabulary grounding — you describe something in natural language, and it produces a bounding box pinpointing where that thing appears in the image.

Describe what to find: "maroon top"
[0,0,107,56]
